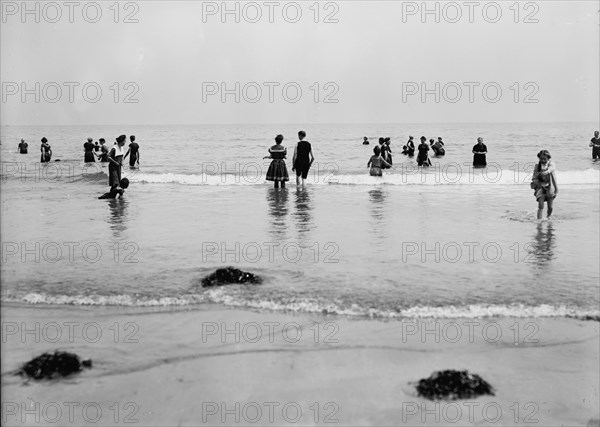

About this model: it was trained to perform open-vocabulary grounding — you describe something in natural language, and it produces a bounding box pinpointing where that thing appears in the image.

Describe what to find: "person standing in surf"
[405,136,415,157]
[590,131,600,161]
[265,134,289,188]
[124,135,140,168]
[108,135,126,186]
[18,139,28,154]
[417,136,431,167]
[367,145,392,176]
[292,130,314,188]
[432,137,445,156]
[97,138,109,162]
[472,137,487,168]
[384,137,393,167]
[40,137,52,163]
[531,150,557,219]
[84,137,96,162]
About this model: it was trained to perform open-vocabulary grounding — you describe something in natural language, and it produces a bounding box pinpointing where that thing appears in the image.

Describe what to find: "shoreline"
[2,303,598,426]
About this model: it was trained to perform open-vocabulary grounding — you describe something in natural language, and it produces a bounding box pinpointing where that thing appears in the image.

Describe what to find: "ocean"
[1,122,599,319]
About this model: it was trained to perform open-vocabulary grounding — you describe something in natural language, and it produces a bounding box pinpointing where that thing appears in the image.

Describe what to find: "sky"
[1,0,599,125]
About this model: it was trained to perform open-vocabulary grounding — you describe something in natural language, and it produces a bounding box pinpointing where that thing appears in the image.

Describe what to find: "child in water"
[367,146,392,176]
[98,178,129,199]
[530,150,557,219]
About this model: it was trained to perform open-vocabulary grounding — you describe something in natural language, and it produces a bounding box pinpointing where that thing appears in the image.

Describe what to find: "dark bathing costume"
[128,142,140,167]
[84,141,96,162]
[18,142,28,154]
[294,140,312,179]
[473,142,487,167]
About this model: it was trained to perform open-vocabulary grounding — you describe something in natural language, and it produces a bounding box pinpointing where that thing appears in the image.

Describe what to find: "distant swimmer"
[531,150,557,219]
[590,131,600,161]
[265,134,289,188]
[124,135,140,168]
[367,145,392,176]
[40,137,52,163]
[363,137,370,145]
[472,137,487,168]
[98,178,129,199]
[417,136,431,167]
[84,137,96,163]
[432,137,445,156]
[18,139,28,154]
[292,130,314,188]
[97,138,109,162]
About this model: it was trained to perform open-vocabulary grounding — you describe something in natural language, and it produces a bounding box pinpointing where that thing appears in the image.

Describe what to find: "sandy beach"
[2,303,598,426]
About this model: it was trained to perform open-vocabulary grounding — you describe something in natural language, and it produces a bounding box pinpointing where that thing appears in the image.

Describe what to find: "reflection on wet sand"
[368,189,387,242]
[107,198,129,239]
[530,221,556,267]
[266,187,289,240]
[293,188,314,238]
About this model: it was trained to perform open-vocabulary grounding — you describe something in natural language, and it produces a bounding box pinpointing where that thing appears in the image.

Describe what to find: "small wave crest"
[131,168,599,187]
[4,291,598,321]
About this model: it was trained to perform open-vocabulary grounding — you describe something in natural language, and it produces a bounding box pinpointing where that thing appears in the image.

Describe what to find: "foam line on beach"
[129,168,600,187]
[5,291,598,321]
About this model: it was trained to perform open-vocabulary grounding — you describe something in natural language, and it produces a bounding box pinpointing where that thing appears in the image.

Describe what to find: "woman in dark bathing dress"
[265,134,289,188]
[472,137,487,168]
[40,137,52,163]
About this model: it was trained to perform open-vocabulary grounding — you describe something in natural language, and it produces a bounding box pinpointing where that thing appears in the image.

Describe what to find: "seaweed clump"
[416,370,494,400]
[201,267,262,287]
[17,351,92,380]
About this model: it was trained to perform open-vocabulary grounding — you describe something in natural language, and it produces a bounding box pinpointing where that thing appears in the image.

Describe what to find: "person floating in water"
[108,135,126,186]
[18,139,28,154]
[84,137,96,163]
[40,137,52,163]
[265,134,289,188]
[367,145,392,176]
[472,137,487,168]
[403,136,415,157]
[97,138,109,162]
[431,137,445,156]
[363,137,370,145]
[531,150,557,220]
[292,130,314,188]
[417,136,431,167]
[124,135,140,168]
[98,178,129,199]
[590,130,600,161]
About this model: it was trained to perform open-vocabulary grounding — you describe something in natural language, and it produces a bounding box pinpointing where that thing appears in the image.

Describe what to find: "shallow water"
[1,123,599,319]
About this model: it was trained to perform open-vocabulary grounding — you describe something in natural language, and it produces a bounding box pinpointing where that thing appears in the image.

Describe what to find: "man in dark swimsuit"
[84,137,96,162]
[292,130,314,188]
[124,135,140,168]
[18,139,28,154]
[590,131,600,161]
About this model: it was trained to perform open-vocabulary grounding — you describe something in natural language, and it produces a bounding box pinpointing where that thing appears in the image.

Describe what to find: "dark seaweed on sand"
[416,370,494,400]
[17,351,92,380]
[201,267,262,287]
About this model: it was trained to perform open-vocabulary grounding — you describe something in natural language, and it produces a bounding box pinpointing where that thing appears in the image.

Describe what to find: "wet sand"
[1,303,598,426]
